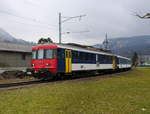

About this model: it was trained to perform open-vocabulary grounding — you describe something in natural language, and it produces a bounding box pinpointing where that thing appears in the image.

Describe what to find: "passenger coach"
[31,43,131,79]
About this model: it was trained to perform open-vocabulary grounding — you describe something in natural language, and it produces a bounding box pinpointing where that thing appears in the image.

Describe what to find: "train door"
[65,50,72,73]
[112,56,117,70]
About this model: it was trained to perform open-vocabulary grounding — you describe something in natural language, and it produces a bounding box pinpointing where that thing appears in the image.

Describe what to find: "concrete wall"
[0,51,31,67]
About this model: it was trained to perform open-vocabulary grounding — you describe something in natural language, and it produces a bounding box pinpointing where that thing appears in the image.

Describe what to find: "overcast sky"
[0,0,150,45]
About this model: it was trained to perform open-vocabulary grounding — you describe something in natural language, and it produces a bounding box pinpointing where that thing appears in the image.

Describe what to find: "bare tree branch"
[135,13,150,19]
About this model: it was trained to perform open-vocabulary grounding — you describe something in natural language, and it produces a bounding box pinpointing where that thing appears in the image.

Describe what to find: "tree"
[47,37,53,43]
[38,37,53,44]
[132,52,139,67]
[38,38,44,44]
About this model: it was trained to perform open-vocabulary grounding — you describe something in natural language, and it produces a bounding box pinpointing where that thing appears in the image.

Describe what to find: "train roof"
[33,43,131,60]
[116,55,131,60]
[32,43,113,56]
[58,43,114,56]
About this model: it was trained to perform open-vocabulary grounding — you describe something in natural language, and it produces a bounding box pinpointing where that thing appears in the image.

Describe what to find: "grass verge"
[0,68,150,114]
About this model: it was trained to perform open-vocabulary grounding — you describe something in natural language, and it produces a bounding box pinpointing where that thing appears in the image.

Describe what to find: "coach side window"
[80,52,84,60]
[91,54,96,61]
[88,54,92,61]
[86,53,90,61]
[72,51,78,60]
[108,56,113,63]
[89,53,93,61]
[98,55,100,62]
[100,55,105,63]
[120,58,126,64]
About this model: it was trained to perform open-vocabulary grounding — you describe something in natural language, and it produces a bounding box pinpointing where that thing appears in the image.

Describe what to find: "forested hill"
[94,35,150,58]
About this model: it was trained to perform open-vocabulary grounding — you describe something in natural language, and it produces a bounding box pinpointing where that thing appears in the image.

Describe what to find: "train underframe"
[29,67,131,80]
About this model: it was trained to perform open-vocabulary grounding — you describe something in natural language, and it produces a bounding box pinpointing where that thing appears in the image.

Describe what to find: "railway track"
[0,80,51,91]
[0,70,131,91]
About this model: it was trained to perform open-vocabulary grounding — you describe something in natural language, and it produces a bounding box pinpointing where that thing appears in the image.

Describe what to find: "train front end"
[32,44,57,79]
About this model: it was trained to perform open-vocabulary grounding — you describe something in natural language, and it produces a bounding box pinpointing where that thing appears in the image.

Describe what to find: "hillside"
[94,35,150,58]
[0,28,34,44]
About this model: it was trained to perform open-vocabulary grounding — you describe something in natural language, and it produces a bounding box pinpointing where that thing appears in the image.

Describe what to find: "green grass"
[0,68,150,114]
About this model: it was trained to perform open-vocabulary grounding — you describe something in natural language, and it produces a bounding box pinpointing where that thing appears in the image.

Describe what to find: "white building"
[139,55,150,66]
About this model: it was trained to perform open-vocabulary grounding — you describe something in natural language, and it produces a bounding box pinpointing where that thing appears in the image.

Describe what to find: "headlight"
[45,63,50,66]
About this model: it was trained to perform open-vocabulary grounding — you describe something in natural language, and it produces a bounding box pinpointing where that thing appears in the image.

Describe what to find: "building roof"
[0,42,33,53]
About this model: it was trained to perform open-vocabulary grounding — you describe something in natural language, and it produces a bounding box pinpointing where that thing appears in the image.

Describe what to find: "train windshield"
[32,50,37,59]
[32,49,56,59]
[45,49,55,59]
[37,49,44,59]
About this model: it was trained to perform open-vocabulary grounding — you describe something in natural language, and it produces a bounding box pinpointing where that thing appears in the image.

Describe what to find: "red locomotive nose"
[32,59,57,72]
[32,44,58,73]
